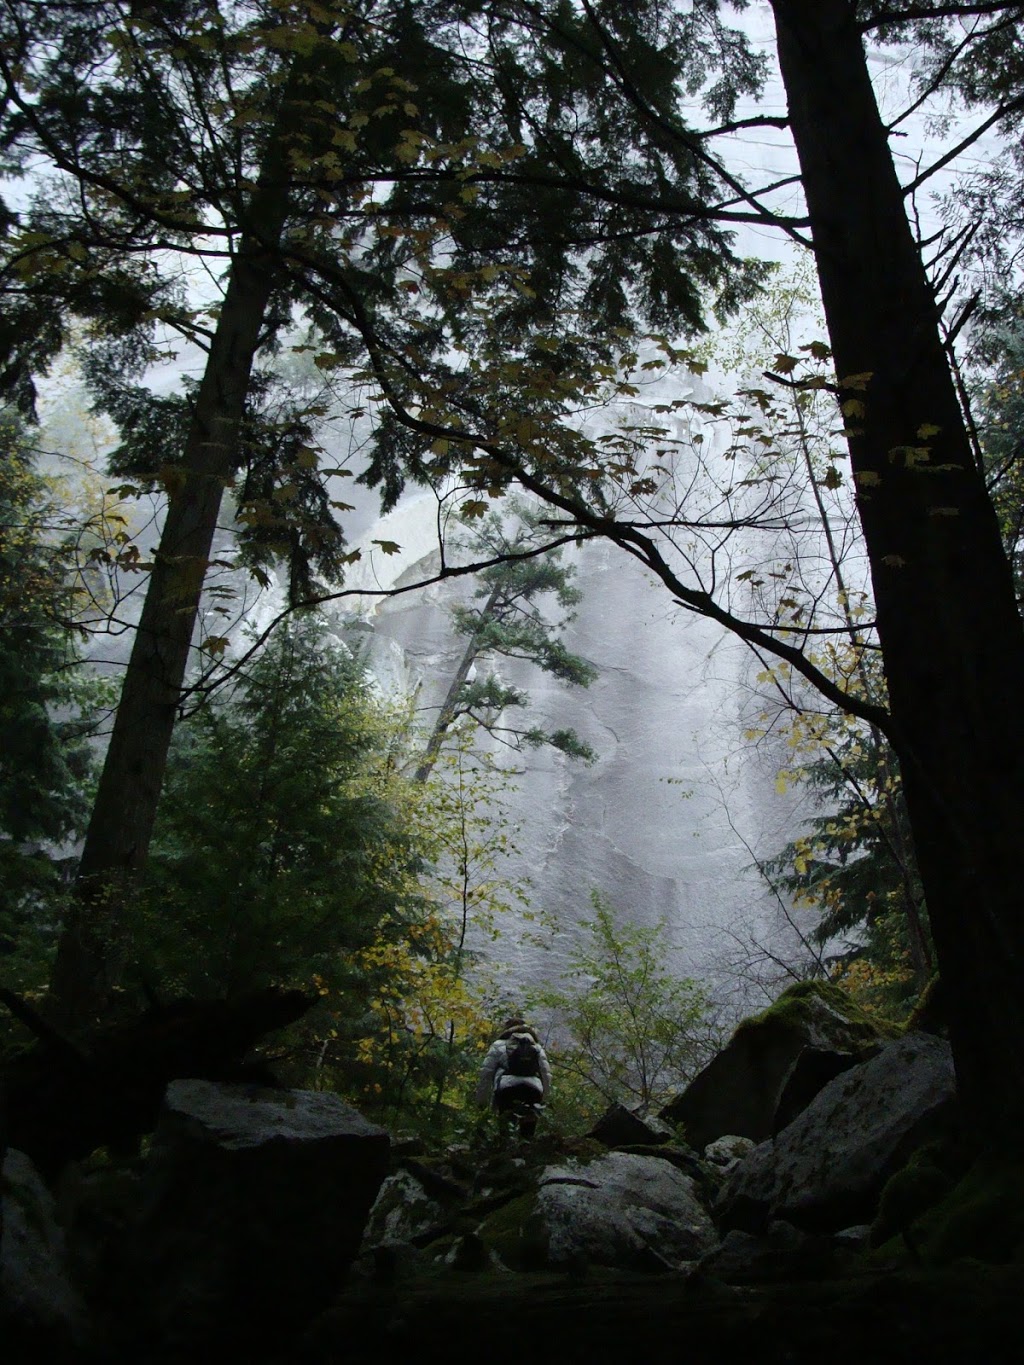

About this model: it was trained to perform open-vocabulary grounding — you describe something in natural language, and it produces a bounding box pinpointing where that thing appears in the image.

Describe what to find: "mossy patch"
[477,1191,547,1269]
[913,1159,1024,1265]
[869,1158,1024,1267]
[871,1138,967,1248]
[735,979,899,1045]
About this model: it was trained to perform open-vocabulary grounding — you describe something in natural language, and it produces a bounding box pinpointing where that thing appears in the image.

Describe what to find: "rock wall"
[334,487,810,1019]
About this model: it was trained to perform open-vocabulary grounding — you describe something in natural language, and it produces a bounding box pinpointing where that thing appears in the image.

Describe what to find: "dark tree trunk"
[48,46,336,1025]
[50,241,278,1022]
[771,0,1024,1144]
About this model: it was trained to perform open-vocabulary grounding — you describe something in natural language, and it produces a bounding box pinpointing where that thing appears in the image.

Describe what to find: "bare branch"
[861,2,1024,32]
[180,533,595,707]
[698,114,790,138]
[904,96,1024,196]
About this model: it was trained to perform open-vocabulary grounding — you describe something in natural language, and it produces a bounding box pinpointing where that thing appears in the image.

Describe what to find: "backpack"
[503,1032,542,1079]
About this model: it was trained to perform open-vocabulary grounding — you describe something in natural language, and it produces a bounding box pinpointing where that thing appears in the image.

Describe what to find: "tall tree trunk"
[771,0,1024,1143]
[47,26,349,1025]
[51,239,279,1021]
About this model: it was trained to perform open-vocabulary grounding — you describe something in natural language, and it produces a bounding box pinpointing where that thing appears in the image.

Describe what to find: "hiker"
[474,1017,552,1138]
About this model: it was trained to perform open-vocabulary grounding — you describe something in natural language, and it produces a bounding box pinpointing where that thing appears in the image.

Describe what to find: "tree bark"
[47,30,350,1025]
[50,239,279,1022]
[771,0,1024,1143]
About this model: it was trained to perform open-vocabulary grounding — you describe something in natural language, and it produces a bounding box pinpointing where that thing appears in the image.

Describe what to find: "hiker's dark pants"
[494,1081,543,1137]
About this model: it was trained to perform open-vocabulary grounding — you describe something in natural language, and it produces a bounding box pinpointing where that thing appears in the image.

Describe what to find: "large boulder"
[476,1151,718,1272]
[696,1219,840,1285]
[588,1103,674,1148]
[0,1148,90,1360]
[659,981,893,1152]
[361,1167,455,1252]
[2,988,314,1179]
[715,1032,957,1234]
[125,1080,389,1358]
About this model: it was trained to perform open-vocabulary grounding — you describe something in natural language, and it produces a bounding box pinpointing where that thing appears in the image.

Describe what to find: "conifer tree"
[415,505,596,780]
[0,413,112,981]
[136,611,424,1004]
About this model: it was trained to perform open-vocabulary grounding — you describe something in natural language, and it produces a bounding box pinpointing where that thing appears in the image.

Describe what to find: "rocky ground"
[6,982,1022,1363]
[294,1262,1024,1364]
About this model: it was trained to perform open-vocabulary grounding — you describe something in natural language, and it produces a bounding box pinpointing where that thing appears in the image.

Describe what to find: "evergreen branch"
[697,115,791,138]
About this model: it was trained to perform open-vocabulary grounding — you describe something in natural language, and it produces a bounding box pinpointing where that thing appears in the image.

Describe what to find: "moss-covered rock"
[360,1168,449,1251]
[660,981,897,1152]
[899,1160,1024,1266]
[871,1139,966,1248]
[716,1032,957,1235]
[737,980,898,1044]
[475,1153,717,1273]
[476,1192,545,1269]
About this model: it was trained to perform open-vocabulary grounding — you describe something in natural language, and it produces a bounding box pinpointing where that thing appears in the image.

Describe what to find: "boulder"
[126,1080,389,1358]
[610,1143,722,1204]
[703,1135,756,1169]
[360,1168,449,1251]
[659,981,892,1152]
[696,1219,838,1285]
[1,987,314,1179]
[477,1151,718,1272]
[716,1032,957,1234]
[0,1148,89,1359]
[588,1102,674,1148]
[771,1046,863,1135]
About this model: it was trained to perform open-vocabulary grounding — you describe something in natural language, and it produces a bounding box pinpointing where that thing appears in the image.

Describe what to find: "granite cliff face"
[329,486,808,1017]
